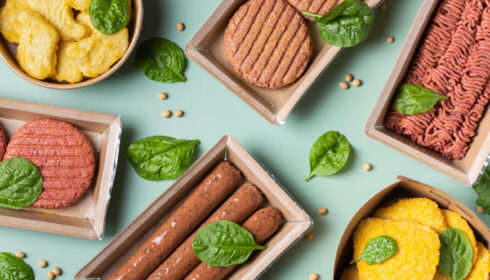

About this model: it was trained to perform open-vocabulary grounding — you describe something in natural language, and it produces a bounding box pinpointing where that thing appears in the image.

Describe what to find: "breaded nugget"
[353,218,440,280]
[0,124,7,160]
[443,209,478,265]
[288,0,341,21]
[340,265,359,280]
[224,0,312,89]
[466,242,490,280]
[4,119,96,209]
[75,13,129,78]
[15,10,59,80]
[26,0,88,41]
[0,0,28,43]
[53,41,83,84]
[373,198,447,233]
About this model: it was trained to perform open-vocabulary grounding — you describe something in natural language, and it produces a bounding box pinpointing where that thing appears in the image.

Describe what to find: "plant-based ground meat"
[224,0,312,89]
[0,124,6,160]
[4,119,95,209]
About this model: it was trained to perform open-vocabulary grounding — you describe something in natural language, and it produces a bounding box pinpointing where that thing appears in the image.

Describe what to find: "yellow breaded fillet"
[443,209,478,265]
[0,0,28,43]
[353,218,440,280]
[374,198,447,233]
[53,41,83,83]
[25,0,88,41]
[340,265,359,280]
[466,242,490,280]
[74,13,128,78]
[15,9,59,80]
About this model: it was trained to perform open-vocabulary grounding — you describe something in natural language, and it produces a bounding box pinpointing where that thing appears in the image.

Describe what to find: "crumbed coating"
[443,209,478,265]
[466,242,490,280]
[340,265,359,280]
[373,198,447,233]
[353,218,440,280]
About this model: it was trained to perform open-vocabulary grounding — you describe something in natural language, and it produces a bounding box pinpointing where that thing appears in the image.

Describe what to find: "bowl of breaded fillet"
[0,0,143,90]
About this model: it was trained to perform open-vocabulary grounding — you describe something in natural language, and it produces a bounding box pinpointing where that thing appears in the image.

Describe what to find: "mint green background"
[0,0,488,279]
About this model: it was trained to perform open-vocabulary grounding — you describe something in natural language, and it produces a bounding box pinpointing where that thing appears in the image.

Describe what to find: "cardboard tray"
[333,176,490,279]
[364,0,490,185]
[75,135,313,280]
[0,98,121,240]
[186,0,383,125]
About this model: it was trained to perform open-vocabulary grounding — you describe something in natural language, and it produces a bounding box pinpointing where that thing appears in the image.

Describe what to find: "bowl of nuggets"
[335,178,490,280]
[0,0,143,89]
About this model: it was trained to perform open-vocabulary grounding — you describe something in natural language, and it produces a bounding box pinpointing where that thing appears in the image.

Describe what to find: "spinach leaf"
[350,235,397,265]
[192,220,266,267]
[306,131,350,181]
[303,0,375,47]
[393,83,448,115]
[0,252,34,280]
[439,227,473,280]
[473,165,490,214]
[135,38,187,83]
[89,0,130,35]
[0,158,43,209]
[127,136,199,180]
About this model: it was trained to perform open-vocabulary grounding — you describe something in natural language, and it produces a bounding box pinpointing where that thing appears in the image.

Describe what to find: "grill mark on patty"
[308,0,327,14]
[283,35,311,84]
[231,0,264,57]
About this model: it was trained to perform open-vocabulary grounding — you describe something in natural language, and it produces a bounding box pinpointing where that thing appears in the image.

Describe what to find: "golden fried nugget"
[373,198,447,233]
[74,13,128,78]
[26,0,88,41]
[466,242,490,280]
[353,218,440,280]
[15,10,59,80]
[53,41,83,83]
[443,209,478,265]
[0,0,28,43]
[340,265,359,280]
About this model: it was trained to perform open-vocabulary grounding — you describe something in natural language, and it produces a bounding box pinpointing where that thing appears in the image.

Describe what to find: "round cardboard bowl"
[0,0,143,90]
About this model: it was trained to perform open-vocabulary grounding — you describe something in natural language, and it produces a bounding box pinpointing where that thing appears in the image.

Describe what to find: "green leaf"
[127,136,199,181]
[473,165,490,214]
[438,227,473,280]
[393,83,448,115]
[0,157,43,209]
[350,235,397,265]
[304,0,375,47]
[89,0,130,35]
[0,252,34,280]
[135,38,187,83]
[192,220,266,267]
[306,131,350,181]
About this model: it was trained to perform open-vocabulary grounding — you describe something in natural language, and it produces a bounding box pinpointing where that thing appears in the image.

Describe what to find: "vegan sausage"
[108,161,242,280]
[184,207,283,280]
[146,183,264,280]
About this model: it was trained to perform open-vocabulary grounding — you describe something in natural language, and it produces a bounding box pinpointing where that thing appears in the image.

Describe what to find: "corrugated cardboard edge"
[333,176,490,279]
[364,0,490,186]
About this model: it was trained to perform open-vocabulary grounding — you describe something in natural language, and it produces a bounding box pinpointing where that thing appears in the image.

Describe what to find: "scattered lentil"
[47,272,55,279]
[339,81,349,90]
[345,74,353,82]
[52,267,62,276]
[317,207,328,215]
[477,206,485,214]
[175,110,184,118]
[15,251,25,258]
[352,79,362,87]
[305,232,314,240]
[158,92,167,100]
[363,163,372,171]
[380,2,387,11]
[177,22,185,31]
[309,273,320,280]
[387,36,395,44]
[162,110,172,118]
[39,260,48,268]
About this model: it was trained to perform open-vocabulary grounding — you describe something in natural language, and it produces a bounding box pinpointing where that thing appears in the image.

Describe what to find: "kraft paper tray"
[364,0,490,185]
[186,0,383,125]
[333,176,490,279]
[0,98,121,240]
[75,135,313,280]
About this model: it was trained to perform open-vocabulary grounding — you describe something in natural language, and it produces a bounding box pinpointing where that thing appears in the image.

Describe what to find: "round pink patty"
[224,0,312,89]
[0,124,6,160]
[4,119,96,209]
